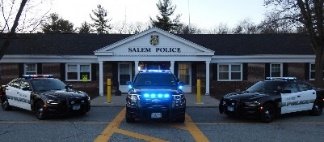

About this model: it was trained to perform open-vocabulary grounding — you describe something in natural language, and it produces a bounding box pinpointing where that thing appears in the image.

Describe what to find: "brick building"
[0,28,317,98]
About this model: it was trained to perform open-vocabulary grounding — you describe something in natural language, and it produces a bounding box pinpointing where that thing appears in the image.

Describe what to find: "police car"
[0,75,91,119]
[126,70,186,123]
[219,77,324,122]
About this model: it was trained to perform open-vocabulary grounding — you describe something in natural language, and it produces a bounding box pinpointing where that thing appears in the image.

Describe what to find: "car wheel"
[175,115,185,123]
[1,97,11,111]
[310,101,323,116]
[260,104,275,123]
[125,111,135,123]
[35,101,46,120]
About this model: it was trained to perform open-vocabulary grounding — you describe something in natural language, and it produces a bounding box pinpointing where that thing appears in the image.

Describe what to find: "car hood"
[40,90,87,100]
[223,92,268,101]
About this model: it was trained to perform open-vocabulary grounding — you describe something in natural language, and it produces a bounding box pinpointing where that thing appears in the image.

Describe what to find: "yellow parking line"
[115,128,167,142]
[185,114,209,142]
[94,107,126,142]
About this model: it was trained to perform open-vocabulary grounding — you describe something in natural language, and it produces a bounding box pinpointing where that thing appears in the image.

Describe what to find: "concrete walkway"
[90,93,220,107]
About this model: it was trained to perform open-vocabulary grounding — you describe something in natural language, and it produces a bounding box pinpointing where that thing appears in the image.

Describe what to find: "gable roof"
[0,33,313,56]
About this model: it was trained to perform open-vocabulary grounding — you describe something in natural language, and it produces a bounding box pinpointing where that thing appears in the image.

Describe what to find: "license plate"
[72,105,80,110]
[151,113,162,119]
[227,106,234,111]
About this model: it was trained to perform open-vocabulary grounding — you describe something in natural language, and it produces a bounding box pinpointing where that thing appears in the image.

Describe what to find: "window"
[270,63,282,77]
[218,64,242,81]
[66,64,91,81]
[24,63,37,75]
[119,63,131,85]
[309,63,324,80]
[178,63,191,85]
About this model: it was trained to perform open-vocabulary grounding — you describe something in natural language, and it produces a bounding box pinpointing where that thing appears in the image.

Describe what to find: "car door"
[5,79,21,107]
[18,80,32,111]
[280,82,301,114]
[296,82,316,111]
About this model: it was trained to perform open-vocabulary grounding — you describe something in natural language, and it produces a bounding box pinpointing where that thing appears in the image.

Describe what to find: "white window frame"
[270,63,283,77]
[118,62,132,85]
[65,64,91,81]
[217,64,242,81]
[309,63,324,80]
[24,63,37,75]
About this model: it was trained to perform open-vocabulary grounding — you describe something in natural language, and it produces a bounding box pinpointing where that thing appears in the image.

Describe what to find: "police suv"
[219,77,324,122]
[0,75,91,119]
[126,70,186,123]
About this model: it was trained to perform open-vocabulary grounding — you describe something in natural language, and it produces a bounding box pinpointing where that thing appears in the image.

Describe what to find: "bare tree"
[265,0,324,87]
[1,0,50,33]
[210,23,229,34]
[0,0,28,60]
[233,19,259,34]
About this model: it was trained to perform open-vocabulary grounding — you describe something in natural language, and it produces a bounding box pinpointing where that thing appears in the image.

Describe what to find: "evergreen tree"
[42,13,75,33]
[79,22,92,33]
[90,4,112,34]
[150,0,182,33]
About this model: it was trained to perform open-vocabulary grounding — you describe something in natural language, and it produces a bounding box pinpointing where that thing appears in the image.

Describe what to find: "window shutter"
[243,63,248,80]
[305,63,310,80]
[191,63,197,86]
[91,63,97,81]
[265,63,270,79]
[60,63,65,80]
[283,63,288,77]
[37,63,42,74]
[19,63,24,77]
[174,62,178,77]
[212,63,217,80]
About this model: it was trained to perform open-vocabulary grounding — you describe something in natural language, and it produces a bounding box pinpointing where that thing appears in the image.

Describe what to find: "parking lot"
[1,96,324,142]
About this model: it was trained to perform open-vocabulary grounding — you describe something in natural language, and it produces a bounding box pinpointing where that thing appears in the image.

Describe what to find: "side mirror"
[178,81,184,90]
[281,90,292,93]
[22,87,31,91]
[65,84,73,90]
[127,81,132,89]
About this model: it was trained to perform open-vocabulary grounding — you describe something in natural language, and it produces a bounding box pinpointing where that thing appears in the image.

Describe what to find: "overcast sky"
[50,0,267,30]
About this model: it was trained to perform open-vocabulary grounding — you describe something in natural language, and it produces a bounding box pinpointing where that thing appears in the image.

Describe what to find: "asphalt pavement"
[90,93,220,107]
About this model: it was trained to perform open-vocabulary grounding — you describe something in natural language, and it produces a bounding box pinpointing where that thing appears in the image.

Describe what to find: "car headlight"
[46,99,59,105]
[128,94,140,102]
[244,101,261,107]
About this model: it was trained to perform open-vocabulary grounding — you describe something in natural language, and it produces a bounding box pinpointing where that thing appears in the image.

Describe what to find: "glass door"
[118,62,132,93]
[178,62,191,93]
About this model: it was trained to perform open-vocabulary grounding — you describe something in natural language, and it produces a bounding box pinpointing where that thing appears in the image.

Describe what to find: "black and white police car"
[126,70,186,123]
[0,75,91,119]
[219,77,324,122]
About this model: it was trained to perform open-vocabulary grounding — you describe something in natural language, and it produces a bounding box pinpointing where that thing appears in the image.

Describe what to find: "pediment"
[95,28,214,56]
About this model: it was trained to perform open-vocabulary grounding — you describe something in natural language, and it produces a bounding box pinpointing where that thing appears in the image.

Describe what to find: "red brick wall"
[42,63,61,78]
[0,64,19,84]
[287,63,305,80]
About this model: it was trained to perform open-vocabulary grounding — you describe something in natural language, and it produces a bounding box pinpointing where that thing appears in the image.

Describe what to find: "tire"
[35,101,47,120]
[310,101,323,116]
[125,111,135,123]
[1,97,11,111]
[260,104,275,123]
[175,115,185,123]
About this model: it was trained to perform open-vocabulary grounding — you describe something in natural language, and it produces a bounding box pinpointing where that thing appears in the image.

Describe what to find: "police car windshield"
[30,79,66,92]
[133,73,177,86]
[246,81,286,94]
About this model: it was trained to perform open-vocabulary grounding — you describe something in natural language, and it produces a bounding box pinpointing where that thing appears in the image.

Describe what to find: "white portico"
[94,28,214,96]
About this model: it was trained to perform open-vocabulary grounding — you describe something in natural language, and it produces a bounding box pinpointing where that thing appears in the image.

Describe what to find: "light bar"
[139,70,171,73]
[266,77,296,80]
[143,93,170,99]
[22,74,54,78]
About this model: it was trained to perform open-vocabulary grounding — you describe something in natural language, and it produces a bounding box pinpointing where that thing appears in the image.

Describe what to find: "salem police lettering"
[156,48,181,53]
[128,48,151,52]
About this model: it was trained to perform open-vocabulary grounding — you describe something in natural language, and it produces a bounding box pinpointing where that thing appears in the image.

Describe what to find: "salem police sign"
[128,47,181,53]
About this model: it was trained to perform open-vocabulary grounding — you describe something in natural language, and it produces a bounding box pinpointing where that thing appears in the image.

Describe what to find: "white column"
[135,61,139,74]
[205,60,210,96]
[99,61,104,96]
[170,61,175,73]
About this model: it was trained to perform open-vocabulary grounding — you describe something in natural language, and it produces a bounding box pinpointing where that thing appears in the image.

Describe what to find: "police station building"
[0,28,316,97]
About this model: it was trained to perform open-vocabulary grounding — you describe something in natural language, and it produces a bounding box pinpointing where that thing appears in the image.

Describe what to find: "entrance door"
[178,63,192,93]
[118,63,132,93]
